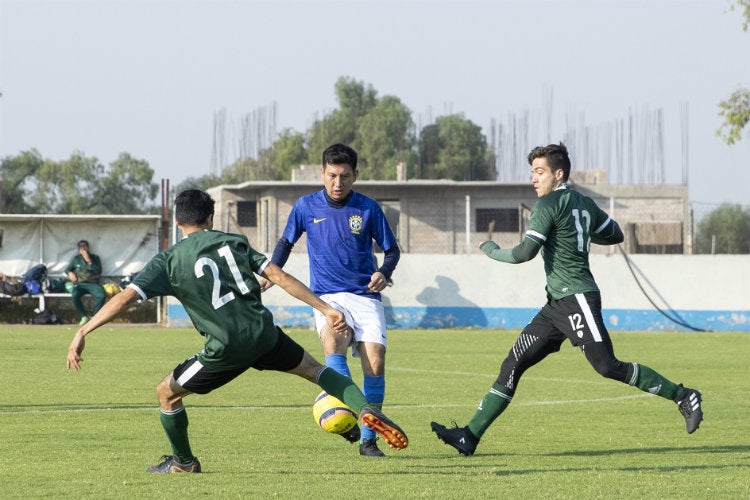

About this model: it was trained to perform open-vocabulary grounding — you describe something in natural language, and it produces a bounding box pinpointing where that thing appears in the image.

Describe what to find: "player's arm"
[368,245,400,292]
[590,217,624,246]
[261,262,347,334]
[258,237,294,292]
[66,287,141,371]
[479,236,542,264]
[377,245,400,280]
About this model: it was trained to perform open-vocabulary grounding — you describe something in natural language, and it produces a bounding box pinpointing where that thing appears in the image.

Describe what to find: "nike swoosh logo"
[313,218,327,223]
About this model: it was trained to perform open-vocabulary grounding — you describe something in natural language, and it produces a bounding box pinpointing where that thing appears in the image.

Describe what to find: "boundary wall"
[167,253,750,332]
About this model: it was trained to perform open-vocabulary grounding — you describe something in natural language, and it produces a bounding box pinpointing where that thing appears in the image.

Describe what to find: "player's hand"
[66,333,86,371]
[325,309,348,335]
[367,271,390,293]
[257,277,275,292]
[479,240,500,255]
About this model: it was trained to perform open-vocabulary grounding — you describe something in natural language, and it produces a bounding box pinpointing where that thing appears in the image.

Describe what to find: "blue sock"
[361,374,385,441]
[324,353,352,378]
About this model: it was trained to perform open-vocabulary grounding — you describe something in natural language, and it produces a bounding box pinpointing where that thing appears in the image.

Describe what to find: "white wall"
[168,253,750,332]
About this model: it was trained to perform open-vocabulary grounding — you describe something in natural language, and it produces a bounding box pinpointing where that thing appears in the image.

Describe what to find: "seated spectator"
[65,240,106,325]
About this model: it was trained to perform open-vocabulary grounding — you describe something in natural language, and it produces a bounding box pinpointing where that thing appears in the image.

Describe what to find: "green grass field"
[1,325,748,498]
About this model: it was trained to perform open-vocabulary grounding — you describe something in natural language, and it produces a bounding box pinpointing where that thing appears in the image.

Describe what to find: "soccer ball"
[312,391,358,435]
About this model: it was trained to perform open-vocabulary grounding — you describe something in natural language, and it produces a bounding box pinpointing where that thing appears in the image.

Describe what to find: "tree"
[717,89,750,145]
[417,124,441,179]
[36,151,101,213]
[96,153,160,214]
[695,204,750,254]
[356,95,416,179]
[716,0,750,145]
[223,150,279,182]
[0,151,159,214]
[417,114,491,181]
[0,149,45,213]
[270,129,307,179]
[306,77,378,164]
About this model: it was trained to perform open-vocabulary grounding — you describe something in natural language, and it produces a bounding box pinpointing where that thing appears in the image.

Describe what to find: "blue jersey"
[281,190,398,297]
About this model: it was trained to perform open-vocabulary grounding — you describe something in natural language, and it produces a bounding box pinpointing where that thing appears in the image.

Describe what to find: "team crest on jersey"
[349,215,363,234]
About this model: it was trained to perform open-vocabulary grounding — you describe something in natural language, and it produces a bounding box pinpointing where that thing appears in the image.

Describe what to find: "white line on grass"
[0,394,653,415]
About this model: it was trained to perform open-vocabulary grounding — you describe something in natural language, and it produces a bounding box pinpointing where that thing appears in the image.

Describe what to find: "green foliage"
[306,76,379,164]
[716,2,750,144]
[96,153,160,213]
[271,129,307,179]
[695,203,750,253]
[355,95,416,179]
[0,327,747,497]
[418,114,491,180]
[303,77,418,179]
[0,150,159,214]
[716,88,750,145]
[223,153,278,182]
[730,0,750,31]
[0,149,45,213]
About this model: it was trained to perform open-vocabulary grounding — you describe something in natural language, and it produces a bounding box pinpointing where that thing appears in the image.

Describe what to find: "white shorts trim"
[313,292,387,358]
[176,359,204,387]
[575,293,603,342]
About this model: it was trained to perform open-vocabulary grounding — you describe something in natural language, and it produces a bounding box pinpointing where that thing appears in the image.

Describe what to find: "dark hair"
[77,240,89,248]
[528,143,571,181]
[175,189,215,226]
[322,143,358,170]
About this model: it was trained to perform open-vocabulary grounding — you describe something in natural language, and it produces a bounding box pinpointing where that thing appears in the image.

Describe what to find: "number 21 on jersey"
[194,245,250,309]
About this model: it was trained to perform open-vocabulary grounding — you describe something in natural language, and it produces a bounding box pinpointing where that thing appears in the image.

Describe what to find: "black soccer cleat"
[676,387,703,434]
[340,424,361,444]
[430,421,479,456]
[146,455,202,473]
[359,437,386,457]
[359,405,408,450]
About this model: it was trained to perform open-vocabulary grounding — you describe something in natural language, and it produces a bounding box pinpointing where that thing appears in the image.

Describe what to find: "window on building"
[373,200,400,253]
[476,208,519,232]
[236,201,257,227]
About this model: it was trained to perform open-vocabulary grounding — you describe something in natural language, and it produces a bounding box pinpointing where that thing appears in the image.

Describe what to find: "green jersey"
[131,230,277,370]
[65,253,102,283]
[526,184,616,300]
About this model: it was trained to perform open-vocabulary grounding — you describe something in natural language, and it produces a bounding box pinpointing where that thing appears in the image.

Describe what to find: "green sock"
[467,383,513,438]
[317,367,368,413]
[160,407,194,463]
[628,363,683,401]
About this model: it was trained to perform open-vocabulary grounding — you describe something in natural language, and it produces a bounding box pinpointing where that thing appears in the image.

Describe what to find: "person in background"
[431,143,703,456]
[262,143,400,457]
[64,240,107,325]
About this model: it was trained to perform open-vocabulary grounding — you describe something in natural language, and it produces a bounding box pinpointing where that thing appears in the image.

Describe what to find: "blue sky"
[1,0,748,206]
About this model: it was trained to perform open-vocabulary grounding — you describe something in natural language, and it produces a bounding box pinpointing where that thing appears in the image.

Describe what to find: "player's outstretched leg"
[675,386,703,434]
[359,405,408,450]
[430,421,479,456]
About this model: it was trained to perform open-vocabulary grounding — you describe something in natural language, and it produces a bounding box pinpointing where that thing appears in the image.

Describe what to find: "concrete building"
[207,169,690,256]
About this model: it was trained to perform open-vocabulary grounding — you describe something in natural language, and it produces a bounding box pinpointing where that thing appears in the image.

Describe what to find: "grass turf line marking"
[0,394,652,415]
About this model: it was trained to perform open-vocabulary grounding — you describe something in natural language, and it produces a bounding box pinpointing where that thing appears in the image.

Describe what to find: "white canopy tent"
[0,214,161,277]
